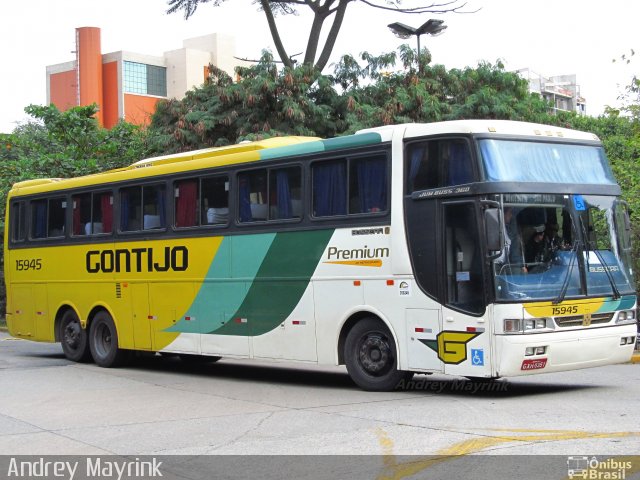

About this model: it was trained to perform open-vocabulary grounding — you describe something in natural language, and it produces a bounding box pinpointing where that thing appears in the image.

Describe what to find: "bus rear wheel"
[60,310,91,362]
[89,311,131,368]
[345,317,413,391]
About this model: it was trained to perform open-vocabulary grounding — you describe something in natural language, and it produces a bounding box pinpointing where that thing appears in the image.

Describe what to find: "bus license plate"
[521,358,547,370]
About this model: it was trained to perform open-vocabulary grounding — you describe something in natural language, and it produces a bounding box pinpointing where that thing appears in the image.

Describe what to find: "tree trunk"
[260,0,294,68]
[314,0,350,72]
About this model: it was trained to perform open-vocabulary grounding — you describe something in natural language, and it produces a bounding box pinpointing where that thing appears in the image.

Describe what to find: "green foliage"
[148,53,345,153]
[0,104,147,234]
[2,46,640,301]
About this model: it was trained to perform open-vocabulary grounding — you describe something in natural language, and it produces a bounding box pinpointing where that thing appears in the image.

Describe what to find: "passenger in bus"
[544,222,567,251]
[525,224,550,267]
[496,207,527,273]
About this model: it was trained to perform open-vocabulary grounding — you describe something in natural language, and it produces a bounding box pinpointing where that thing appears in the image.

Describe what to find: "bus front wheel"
[344,318,413,391]
[60,310,91,363]
[89,311,131,368]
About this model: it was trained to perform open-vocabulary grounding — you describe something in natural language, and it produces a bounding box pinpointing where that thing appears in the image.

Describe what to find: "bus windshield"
[493,194,635,302]
[479,139,617,184]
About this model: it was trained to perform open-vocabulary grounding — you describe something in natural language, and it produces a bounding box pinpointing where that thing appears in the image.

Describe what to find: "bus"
[3,120,637,391]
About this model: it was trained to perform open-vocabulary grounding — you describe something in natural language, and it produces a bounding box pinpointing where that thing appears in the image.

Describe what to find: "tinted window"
[72,191,113,235]
[174,175,229,228]
[121,184,166,232]
[31,197,66,239]
[407,139,474,192]
[238,167,301,223]
[10,201,27,242]
[313,155,388,217]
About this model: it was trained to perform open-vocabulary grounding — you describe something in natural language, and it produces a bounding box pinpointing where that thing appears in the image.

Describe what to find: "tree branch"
[356,0,477,14]
[259,0,294,68]
[314,0,350,71]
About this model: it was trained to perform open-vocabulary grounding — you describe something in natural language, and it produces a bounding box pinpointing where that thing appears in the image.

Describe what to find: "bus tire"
[344,317,413,391]
[60,310,91,363]
[89,311,131,368]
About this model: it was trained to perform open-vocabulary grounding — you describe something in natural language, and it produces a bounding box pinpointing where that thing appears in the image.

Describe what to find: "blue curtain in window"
[313,162,346,216]
[357,157,387,213]
[33,202,47,238]
[409,146,426,189]
[276,170,292,219]
[120,191,129,231]
[239,176,252,222]
[447,142,473,185]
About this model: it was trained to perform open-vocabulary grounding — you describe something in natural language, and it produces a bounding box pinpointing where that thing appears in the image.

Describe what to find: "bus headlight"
[524,318,549,332]
[504,319,521,333]
[616,310,636,324]
[504,318,551,334]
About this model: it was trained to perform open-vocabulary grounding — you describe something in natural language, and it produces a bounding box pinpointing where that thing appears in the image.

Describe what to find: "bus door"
[440,201,491,377]
[129,282,152,350]
[149,282,200,353]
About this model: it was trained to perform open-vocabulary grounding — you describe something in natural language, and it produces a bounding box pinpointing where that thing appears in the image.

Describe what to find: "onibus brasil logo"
[567,456,632,479]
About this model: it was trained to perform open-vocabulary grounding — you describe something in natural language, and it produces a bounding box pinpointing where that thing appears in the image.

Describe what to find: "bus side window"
[312,155,387,217]
[10,201,27,242]
[269,167,301,220]
[48,197,67,238]
[73,192,113,235]
[31,200,47,239]
[312,159,347,217]
[239,168,301,223]
[31,197,66,239]
[201,175,229,225]
[175,179,199,228]
[121,184,166,232]
[238,169,268,222]
[349,155,387,214]
[407,139,474,192]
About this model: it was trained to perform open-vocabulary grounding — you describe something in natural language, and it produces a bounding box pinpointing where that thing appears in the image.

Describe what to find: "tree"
[333,48,550,132]
[166,0,472,71]
[148,52,345,152]
[0,104,148,233]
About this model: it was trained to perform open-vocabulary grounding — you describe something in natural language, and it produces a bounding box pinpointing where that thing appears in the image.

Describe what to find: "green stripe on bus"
[321,132,382,151]
[258,141,325,160]
[166,234,277,334]
[210,229,334,336]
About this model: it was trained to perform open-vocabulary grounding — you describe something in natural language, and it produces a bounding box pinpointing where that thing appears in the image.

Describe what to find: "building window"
[123,61,167,97]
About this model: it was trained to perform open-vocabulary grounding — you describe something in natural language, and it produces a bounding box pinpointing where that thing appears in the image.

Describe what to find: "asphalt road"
[1,331,639,478]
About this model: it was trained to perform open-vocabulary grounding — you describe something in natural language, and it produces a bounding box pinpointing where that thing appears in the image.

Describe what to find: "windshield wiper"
[578,216,621,300]
[590,249,621,299]
[552,240,578,305]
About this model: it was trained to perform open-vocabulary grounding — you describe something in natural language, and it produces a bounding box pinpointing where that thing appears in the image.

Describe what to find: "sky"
[1,0,638,133]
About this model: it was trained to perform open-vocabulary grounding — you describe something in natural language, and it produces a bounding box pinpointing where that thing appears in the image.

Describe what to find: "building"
[46,27,243,128]
[517,68,586,115]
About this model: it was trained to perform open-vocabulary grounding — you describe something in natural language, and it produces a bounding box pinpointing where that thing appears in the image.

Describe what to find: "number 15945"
[16,259,42,271]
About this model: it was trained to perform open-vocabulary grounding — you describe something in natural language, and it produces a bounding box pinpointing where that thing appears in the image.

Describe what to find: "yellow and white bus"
[4,121,637,390]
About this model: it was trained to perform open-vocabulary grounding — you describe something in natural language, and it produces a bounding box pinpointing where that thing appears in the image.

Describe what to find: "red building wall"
[102,61,119,129]
[49,70,78,111]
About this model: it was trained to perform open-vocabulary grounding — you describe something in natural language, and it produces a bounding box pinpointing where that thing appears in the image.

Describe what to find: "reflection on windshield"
[493,194,635,301]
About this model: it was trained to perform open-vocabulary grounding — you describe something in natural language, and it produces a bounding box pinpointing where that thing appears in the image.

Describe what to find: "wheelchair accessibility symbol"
[471,349,484,366]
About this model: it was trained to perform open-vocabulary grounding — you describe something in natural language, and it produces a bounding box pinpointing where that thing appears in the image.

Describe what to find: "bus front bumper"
[495,324,637,377]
